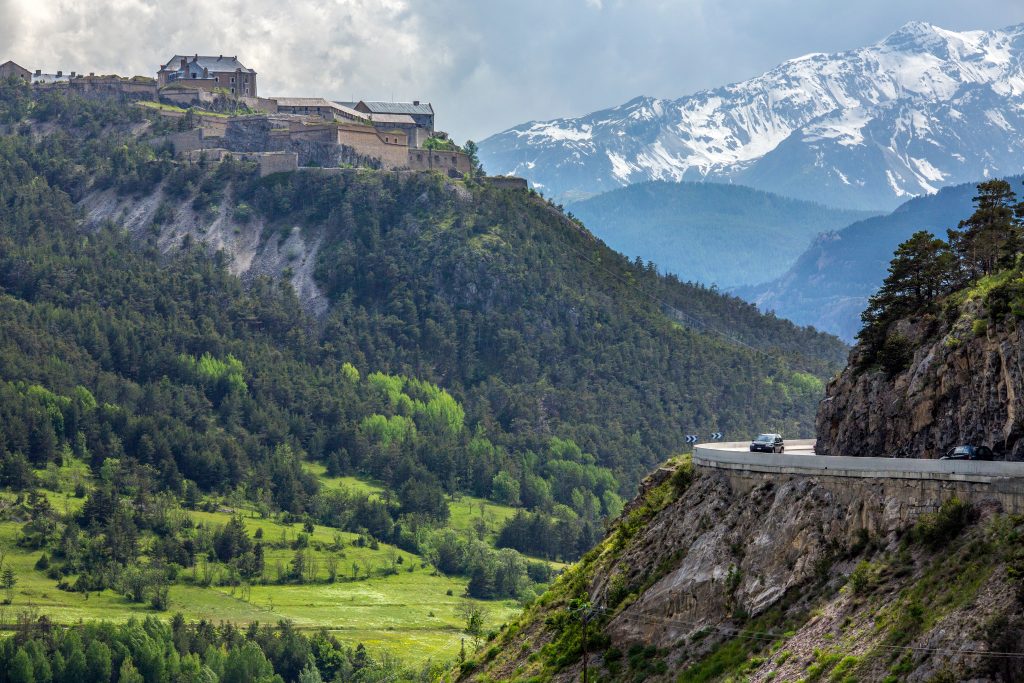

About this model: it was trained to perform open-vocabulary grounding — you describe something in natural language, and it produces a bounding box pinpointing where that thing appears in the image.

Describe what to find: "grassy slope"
[0,462,527,664]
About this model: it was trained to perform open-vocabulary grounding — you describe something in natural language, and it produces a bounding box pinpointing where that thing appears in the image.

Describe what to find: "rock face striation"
[465,458,1024,682]
[817,299,1024,460]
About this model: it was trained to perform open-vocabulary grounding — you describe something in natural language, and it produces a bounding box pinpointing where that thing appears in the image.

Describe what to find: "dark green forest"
[0,81,845,680]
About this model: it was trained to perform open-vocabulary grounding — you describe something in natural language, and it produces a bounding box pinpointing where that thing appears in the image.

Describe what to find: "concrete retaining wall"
[695,441,1024,514]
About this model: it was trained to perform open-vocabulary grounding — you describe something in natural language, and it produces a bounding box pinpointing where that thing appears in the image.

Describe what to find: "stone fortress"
[0,54,500,181]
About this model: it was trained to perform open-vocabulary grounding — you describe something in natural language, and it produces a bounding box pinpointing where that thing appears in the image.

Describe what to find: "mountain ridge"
[566,181,875,287]
[480,21,1024,210]
[736,176,1024,341]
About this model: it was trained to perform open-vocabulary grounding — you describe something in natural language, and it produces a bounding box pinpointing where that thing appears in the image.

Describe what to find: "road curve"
[694,440,1024,483]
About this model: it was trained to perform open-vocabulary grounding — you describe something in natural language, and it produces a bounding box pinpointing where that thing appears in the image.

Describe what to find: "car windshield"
[953,446,972,455]
[755,434,774,442]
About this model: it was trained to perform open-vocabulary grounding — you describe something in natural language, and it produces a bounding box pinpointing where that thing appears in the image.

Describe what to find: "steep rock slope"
[566,181,874,287]
[480,22,1024,210]
[817,292,1024,460]
[462,460,1024,682]
[737,178,1008,341]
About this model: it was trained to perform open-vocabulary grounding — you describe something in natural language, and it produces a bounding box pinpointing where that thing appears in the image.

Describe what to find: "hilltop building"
[158,55,257,97]
[0,60,31,83]
[353,100,435,132]
[272,98,369,124]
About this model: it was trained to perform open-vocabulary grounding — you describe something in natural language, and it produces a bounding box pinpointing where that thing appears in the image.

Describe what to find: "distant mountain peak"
[479,22,1024,210]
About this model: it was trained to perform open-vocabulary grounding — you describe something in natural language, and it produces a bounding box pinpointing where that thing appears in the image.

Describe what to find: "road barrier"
[694,441,1024,483]
[694,440,1024,513]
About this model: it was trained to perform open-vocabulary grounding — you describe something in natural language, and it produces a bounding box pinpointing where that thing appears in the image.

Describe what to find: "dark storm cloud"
[3,1,1023,140]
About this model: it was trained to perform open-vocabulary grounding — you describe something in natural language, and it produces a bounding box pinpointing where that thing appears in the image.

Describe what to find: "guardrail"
[694,441,1024,484]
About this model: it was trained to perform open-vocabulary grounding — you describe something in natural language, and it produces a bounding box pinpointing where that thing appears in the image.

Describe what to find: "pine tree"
[857,231,955,365]
[947,179,1022,278]
[1,564,17,603]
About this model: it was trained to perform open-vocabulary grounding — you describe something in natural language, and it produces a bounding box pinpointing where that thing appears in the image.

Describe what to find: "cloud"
[2,0,1023,140]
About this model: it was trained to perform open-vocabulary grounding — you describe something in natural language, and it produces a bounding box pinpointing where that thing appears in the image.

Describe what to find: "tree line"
[858,179,1024,372]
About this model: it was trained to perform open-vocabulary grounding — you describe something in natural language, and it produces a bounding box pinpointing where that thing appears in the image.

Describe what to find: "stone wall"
[694,441,1024,515]
[407,148,471,175]
[483,176,528,190]
[68,77,158,100]
[160,87,217,108]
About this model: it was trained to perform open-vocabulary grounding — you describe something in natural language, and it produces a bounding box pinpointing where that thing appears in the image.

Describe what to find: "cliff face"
[817,298,1024,459]
[463,459,1024,682]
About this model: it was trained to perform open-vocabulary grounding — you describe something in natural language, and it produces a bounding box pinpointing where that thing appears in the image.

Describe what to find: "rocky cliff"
[817,292,1024,460]
[462,458,1024,682]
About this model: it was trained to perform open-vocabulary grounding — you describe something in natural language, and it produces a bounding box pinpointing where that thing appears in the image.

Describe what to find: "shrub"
[671,460,694,493]
[879,333,914,377]
[848,560,875,595]
[912,497,975,550]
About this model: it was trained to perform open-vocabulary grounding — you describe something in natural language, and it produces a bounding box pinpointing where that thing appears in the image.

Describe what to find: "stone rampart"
[407,148,471,175]
[483,176,529,190]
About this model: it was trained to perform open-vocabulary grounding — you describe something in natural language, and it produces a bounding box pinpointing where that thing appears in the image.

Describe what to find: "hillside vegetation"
[0,80,845,679]
[567,181,874,287]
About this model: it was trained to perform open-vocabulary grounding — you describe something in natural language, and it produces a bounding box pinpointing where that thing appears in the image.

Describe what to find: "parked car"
[940,445,994,461]
[750,433,784,453]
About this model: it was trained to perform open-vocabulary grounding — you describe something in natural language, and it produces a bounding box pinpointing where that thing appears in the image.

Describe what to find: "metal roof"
[274,98,369,120]
[358,100,433,116]
[161,55,255,74]
[368,112,416,125]
[274,97,333,108]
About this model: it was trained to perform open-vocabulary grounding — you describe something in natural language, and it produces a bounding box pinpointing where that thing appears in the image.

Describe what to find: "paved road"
[712,439,816,456]
[695,440,1024,482]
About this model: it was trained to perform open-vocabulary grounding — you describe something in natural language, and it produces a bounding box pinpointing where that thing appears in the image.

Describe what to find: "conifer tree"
[947,179,1022,278]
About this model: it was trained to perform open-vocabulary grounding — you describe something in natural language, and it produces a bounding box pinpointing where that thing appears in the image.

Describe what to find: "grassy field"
[305,463,521,546]
[0,463,535,663]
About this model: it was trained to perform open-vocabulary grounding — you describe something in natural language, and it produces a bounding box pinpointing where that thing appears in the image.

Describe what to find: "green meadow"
[0,462,538,663]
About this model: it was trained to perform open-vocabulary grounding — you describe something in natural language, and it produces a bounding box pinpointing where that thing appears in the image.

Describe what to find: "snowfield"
[480,21,1024,210]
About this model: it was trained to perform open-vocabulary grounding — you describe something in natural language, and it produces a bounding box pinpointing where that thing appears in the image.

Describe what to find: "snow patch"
[606,151,634,182]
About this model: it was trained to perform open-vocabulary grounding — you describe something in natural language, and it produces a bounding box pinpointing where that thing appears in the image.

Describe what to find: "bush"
[848,560,874,595]
[913,497,975,549]
[879,333,914,377]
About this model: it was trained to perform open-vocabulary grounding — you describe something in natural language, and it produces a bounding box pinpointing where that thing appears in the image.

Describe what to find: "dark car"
[750,433,784,453]
[940,445,994,461]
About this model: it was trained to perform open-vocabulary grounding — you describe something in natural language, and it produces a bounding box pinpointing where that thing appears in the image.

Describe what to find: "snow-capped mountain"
[479,22,1024,210]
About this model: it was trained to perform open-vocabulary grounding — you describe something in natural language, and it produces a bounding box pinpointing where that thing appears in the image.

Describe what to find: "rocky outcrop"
[78,184,329,317]
[817,300,1024,459]
[465,460,1024,682]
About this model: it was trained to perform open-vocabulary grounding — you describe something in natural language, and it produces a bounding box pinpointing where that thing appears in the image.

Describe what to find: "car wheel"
[780,447,784,453]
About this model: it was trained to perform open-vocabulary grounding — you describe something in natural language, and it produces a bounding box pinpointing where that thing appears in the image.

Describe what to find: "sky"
[2,0,1023,141]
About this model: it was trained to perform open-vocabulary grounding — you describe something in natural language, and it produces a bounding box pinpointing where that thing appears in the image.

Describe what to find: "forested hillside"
[0,81,845,677]
[567,181,873,287]
[738,178,1016,340]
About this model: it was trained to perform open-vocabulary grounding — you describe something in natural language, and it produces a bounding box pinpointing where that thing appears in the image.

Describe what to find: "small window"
[230,76,235,83]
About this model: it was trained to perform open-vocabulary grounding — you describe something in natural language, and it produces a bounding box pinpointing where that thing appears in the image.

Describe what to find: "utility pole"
[573,600,596,683]
[582,609,590,683]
